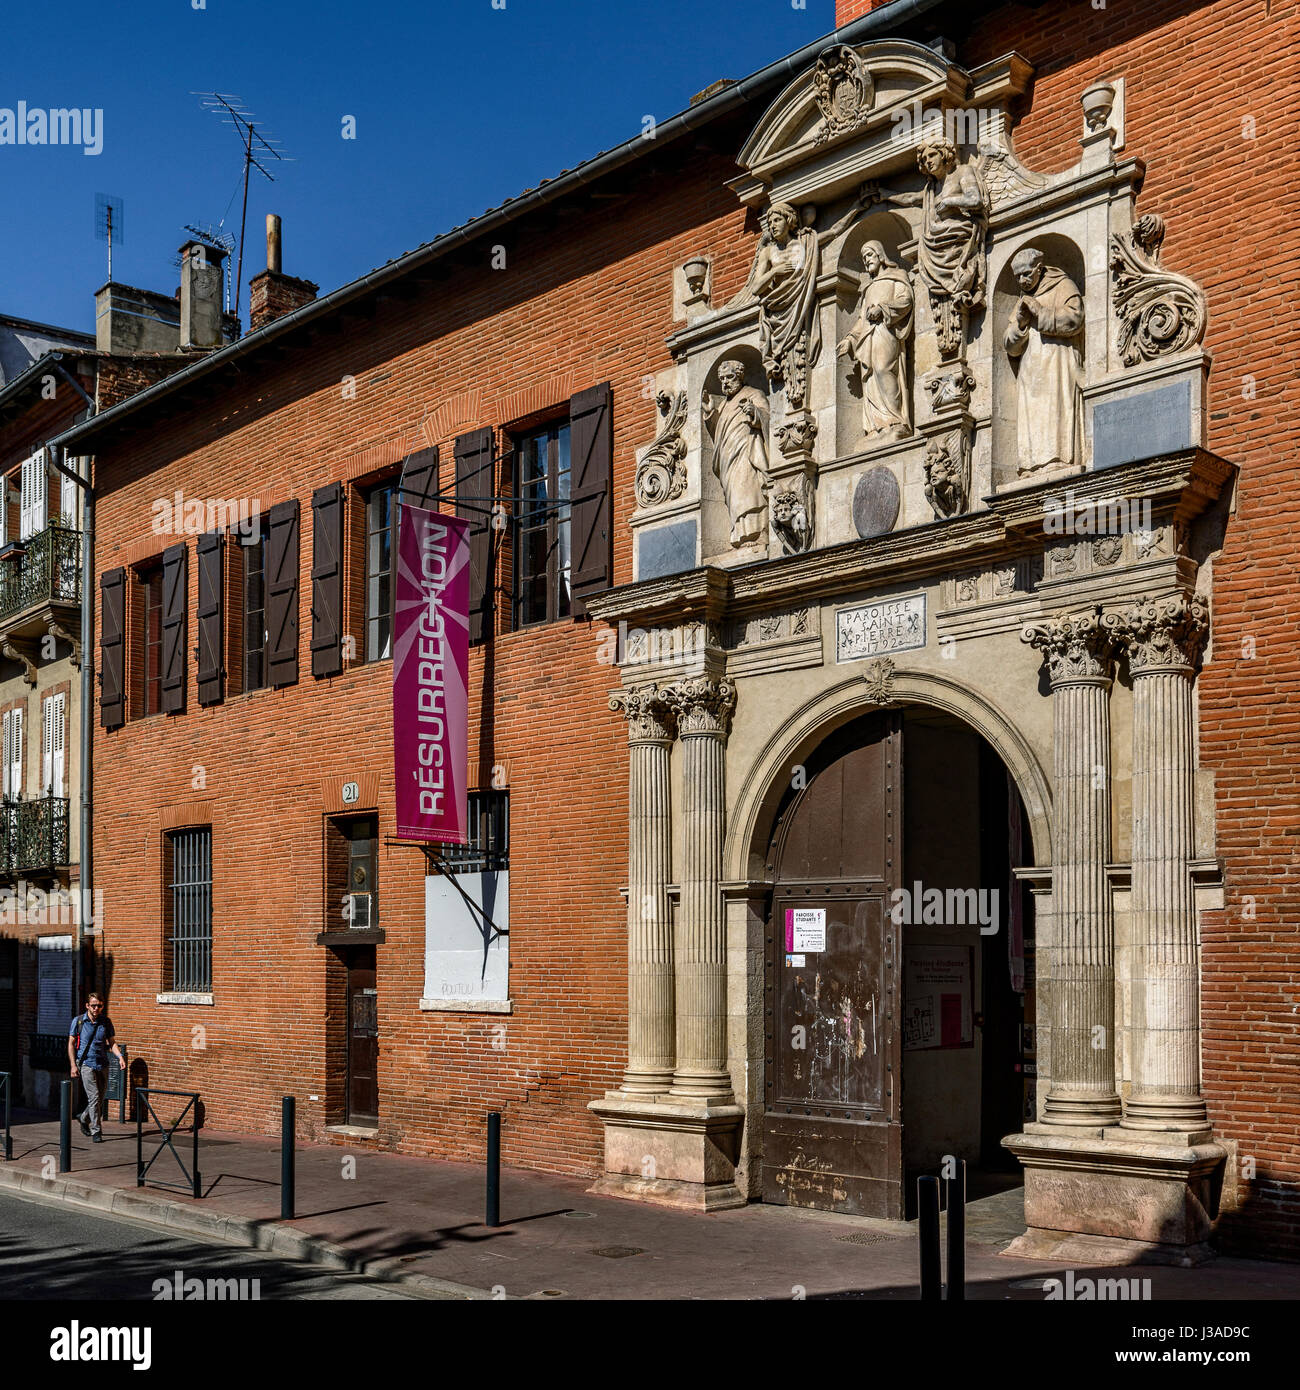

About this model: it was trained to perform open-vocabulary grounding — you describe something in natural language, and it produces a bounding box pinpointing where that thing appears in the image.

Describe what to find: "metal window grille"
[438,791,508,873]
[167,827,212,992]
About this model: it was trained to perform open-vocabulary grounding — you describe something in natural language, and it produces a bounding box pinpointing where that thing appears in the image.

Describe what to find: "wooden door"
[346,951,378,1126]
[762,712,903,1218]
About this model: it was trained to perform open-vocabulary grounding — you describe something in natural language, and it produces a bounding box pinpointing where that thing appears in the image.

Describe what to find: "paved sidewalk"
[2,1111,1297,1301]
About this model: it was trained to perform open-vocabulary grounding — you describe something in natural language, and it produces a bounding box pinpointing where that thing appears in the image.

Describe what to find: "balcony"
[0,523,82,655]
[0,797,71,876]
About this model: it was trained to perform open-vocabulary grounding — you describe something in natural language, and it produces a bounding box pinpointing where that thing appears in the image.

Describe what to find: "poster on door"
[903,946,973,1050]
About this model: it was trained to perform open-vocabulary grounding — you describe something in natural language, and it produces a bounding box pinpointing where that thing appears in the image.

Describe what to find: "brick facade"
[73,0,1300,1249]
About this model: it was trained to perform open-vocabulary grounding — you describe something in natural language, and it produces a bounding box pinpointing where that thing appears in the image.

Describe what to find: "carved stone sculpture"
[634,390,689,508]
[861,657,896,706]
[924,364,976,413]
[771,486,813,556]
[1109,214,1208,365]
[837,240,914,440]
[1022,609,1116,684]
[744,191,869,409]
[923,430,970,518]
[1003,247,1085,475]
[703,360,769,547]
[885,138,989,359]
[813,45,873,145]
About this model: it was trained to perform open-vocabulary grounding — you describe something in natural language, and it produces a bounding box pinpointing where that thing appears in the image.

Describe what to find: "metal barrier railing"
[135,1088,201,1198]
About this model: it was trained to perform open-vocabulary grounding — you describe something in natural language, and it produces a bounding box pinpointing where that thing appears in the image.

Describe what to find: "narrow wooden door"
[346,951,378,1126]
[762,712,903,1218]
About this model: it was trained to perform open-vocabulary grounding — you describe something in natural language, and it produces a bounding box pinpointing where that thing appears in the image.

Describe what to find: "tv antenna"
[176,223,237,312]
[193,93,292,320]
[94,193,125,282]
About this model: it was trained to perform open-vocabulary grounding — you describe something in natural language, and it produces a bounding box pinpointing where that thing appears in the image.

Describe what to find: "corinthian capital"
[1112,593,1209,674]
[609,684,676,742]
[663,676,737,738]
[1021,609,1116,685]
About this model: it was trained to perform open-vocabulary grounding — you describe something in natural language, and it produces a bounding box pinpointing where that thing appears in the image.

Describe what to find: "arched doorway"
[758,703,1036,1219]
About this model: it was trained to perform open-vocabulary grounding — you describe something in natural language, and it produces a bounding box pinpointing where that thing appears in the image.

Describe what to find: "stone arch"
[726,667,1052,881]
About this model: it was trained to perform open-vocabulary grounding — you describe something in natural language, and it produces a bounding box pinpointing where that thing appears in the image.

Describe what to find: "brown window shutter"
[397,446,440,510]
[160,542,188,715]
[569,382,612,614]
[311,483,344,678]
[99,566,127,730]
[196,530,225,706]
[455,428,495,645]
[266,499,300,688]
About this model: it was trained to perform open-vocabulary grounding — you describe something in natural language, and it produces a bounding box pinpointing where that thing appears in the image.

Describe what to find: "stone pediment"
[730,40,1034,210]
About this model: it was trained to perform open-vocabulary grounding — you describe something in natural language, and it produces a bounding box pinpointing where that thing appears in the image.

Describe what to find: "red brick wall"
[90,135,757,1176]
[837,0,891,23]
[961,0,1300,1257]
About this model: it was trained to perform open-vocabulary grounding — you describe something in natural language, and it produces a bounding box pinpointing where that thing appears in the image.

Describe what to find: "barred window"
[437,791,508,873]
[164,826,212,993]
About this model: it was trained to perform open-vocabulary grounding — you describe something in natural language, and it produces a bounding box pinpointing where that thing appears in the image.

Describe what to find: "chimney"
[179,239,227,349]
[248,214,318,333]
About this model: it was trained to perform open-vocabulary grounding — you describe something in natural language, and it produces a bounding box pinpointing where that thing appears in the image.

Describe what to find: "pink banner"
[393,505,469,844]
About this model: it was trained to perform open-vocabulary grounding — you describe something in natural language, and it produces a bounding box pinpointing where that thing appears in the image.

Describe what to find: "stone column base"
[1001,1128,1227,1267]
[587,1094,746,1212]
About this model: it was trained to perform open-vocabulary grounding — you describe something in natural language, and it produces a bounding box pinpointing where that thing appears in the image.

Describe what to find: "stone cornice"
[589,449,1235,630]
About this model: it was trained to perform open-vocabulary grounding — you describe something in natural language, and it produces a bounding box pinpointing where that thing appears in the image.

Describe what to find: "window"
[2,705,22,800]
[364,481,397,661]
[40,693,65,797]
[438,790,509,873]
[19,449,48,541]
[325,815,378,932]
[139,562,164,716]
[513,422,570,628]
[243,519,269,692]
[163,827,212,993]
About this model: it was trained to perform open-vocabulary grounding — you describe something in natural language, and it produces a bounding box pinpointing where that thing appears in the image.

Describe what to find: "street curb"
[0,1162,493,1300]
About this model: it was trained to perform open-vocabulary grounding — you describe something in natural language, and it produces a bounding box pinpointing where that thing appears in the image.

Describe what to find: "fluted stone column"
[663,676,736,1102]
[609,685,676,1094]
[1115,594,1211,1133]
[1023,612,1122,1126]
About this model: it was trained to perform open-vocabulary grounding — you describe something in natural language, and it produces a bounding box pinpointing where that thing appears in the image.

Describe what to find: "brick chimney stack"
[248,214,318,333]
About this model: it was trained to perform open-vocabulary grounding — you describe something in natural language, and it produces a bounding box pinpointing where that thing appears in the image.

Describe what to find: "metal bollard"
[918,1174,941,1302]
[946,1158,966,1302]
[281,1096,295,1220]
[59,1078,72,1173]
[486,1111,501,1227]
[2,1071,11,1161]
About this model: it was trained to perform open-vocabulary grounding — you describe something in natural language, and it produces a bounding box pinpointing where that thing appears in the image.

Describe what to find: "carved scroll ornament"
[634,391,689,508]
[1110,214,1207,365]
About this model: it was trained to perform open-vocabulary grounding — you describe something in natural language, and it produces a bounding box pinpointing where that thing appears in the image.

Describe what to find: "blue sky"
[0,0,835,334]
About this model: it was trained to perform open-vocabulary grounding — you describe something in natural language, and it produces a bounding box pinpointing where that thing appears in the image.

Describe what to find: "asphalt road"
[0,1188,436,1300]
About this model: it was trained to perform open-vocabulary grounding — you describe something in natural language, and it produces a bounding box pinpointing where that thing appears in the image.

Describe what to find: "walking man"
[68,993,125,1142]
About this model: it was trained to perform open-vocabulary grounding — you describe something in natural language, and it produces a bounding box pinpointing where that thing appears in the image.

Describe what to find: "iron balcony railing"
[0,796,70,874]
[0,523,82,622]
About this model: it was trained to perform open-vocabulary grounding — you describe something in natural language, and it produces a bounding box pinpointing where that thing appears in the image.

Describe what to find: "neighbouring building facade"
[0,255,238,1108]
[54,0,1299,1263]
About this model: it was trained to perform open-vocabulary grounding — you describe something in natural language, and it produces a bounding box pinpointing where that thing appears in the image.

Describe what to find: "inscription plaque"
[836,594,926,662]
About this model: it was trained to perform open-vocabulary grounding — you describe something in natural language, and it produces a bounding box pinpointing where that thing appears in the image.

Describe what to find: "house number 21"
[341,781,360,805]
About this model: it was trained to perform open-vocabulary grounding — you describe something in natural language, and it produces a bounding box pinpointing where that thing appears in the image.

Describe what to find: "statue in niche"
[878,138,989,359]
[703,360,770,547]
[744,191,871,409]
[1003,247,1085,474]
[837,240,914,440]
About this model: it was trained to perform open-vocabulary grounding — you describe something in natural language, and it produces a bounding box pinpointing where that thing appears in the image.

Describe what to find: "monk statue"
[703,360,770,547]
[837,240,914,440]
[1003,247,1085,474]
